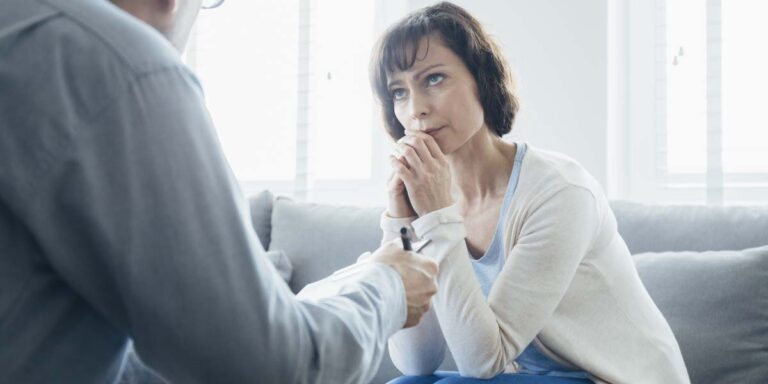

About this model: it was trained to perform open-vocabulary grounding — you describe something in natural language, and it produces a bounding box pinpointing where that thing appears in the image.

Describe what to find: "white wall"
[406,0,610,189]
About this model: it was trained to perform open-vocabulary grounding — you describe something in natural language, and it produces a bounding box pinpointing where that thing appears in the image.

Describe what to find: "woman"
[370,2,690,384]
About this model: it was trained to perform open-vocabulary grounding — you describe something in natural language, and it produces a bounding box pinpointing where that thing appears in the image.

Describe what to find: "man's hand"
[369,240,438,328]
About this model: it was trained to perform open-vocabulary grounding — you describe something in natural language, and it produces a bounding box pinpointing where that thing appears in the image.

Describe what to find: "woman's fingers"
[387,156,400,184]
[390,153,414,182]
[404,130,445,162]
[420,134,446,163]
[399,134,433,161]
[397,142,423,170]
[391,130,453,216]
[389,154,409,171]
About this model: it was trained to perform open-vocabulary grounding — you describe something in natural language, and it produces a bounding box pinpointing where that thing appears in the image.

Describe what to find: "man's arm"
[17,66,405,383]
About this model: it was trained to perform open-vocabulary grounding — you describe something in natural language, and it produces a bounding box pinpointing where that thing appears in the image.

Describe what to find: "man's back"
[0,0,185,381]
[0,0,409,382]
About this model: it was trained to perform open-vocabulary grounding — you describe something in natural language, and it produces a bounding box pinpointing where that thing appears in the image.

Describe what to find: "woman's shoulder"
[517,144,603,199]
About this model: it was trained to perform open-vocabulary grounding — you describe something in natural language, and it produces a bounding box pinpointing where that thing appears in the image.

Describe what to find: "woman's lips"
[424,126,445,136]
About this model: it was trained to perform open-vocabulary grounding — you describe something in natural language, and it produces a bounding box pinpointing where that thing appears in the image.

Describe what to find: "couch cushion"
[268,197,384,292]
[634,245,768,384]
[248,190,274,249]
[611,201,768,253]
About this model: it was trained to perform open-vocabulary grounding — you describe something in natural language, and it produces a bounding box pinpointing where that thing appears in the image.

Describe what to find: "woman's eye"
[392,88,407,100]
[426,73,444,86]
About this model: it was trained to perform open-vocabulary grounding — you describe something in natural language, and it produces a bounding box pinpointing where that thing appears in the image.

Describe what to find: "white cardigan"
[382,145,690,384]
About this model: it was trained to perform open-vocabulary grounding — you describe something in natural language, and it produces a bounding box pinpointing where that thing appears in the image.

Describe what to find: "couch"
[249,190,768,384]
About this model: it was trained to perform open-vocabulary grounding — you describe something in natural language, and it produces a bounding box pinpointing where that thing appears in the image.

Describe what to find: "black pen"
[400,227,412,251]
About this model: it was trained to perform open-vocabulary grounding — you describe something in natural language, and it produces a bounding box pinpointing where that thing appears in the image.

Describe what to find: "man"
[0,0,438,383]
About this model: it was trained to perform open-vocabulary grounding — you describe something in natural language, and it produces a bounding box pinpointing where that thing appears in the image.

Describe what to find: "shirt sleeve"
[15,66,406,384]
[410,186,599,378]
[380,211,417,244]
[380,213,447,375]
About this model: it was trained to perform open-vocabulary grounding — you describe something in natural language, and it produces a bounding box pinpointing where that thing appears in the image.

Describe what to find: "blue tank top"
[469,143,589,378]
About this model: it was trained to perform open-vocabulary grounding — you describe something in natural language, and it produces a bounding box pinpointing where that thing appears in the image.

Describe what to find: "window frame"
[617,0,768,205]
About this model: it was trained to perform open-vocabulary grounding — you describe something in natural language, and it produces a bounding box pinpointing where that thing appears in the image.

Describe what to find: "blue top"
[470,143,589,378]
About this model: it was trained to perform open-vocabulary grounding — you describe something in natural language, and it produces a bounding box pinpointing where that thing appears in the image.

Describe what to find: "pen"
[400,227,412,251]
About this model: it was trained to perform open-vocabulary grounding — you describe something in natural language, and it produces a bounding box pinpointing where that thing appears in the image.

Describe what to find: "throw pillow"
[248,190,274,250]
[264,249,292,283]
[634,245,768,384]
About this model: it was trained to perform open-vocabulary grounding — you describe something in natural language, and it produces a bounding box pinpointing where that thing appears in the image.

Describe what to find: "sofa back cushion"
[612,201,768,253]
[268,197,384,293]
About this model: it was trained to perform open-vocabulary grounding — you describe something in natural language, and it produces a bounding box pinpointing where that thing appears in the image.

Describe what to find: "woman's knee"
[387,374,444,384]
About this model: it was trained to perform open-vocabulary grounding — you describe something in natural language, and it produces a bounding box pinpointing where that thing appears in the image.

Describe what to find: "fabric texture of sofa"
[250,191,768,384]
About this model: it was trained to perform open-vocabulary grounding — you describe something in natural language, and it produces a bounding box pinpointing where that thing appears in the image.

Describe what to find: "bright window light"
[309,1,375,180]
[187,1,299,181]
[722,0,768,174]
[666,0,768,175]
[666,0,707,174]
[185,1,376,184]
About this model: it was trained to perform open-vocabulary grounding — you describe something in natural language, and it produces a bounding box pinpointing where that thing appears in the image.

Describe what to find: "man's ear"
[143,0,179,36]
[111,0,178,35]
[154,0,177,15]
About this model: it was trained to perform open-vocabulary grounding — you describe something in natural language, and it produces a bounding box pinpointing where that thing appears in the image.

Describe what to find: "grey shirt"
[0,0,406,383]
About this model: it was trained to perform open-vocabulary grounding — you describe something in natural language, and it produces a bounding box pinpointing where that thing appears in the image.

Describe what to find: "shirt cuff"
[380,211,418,241]
[411,204,465,241]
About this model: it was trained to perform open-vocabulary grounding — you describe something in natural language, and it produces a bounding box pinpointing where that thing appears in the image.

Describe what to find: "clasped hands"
[387,129,453,219]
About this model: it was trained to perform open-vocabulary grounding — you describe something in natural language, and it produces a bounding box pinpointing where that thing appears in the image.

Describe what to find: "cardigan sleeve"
[381,213,448,375]
[410,185,599,378]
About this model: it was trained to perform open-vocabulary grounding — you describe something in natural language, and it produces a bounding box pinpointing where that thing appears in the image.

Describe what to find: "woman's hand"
[392,131,453,216]
[387,156,417,218]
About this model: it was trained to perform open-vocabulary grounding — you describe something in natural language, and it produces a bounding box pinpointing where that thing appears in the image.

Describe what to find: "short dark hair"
[370,1,519,141]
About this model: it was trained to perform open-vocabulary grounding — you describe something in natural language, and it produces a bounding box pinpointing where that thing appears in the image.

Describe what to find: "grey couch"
[249,191,768,384]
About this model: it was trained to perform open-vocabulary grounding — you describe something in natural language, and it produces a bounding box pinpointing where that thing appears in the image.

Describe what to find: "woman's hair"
[370,1,519,141]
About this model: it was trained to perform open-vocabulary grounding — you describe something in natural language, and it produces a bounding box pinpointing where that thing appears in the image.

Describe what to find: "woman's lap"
[387,371,593,384]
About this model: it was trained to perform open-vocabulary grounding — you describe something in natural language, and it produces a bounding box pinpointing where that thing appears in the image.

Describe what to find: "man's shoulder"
[2,0,183,77]
[51,0,181,73]
[0,0,192,123]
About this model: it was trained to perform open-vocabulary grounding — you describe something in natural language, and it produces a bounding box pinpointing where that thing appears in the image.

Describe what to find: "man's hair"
[370,1,520,141]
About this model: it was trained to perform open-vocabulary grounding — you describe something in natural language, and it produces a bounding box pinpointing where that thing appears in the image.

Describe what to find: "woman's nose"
[408,93,430,120]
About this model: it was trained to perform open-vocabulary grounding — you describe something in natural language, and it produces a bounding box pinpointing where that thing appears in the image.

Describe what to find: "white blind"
[186,1,299,182]
[184,1,378,201]
[649,0,768,205]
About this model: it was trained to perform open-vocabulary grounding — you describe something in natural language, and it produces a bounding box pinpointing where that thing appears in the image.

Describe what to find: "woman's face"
[387,34,486,155]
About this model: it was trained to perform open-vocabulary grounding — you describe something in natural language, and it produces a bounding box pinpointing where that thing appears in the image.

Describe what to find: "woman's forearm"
[407,206,513,377]
[381,213,447,375]
[388,307,447,375]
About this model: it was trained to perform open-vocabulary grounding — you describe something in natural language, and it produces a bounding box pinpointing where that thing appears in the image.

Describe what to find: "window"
[623,0,768,205]
[184,0,398,204]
